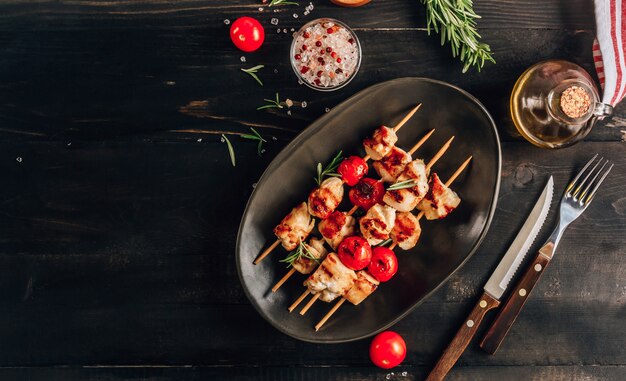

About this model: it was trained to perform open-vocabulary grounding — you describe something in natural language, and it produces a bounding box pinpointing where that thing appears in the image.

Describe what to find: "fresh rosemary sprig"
[257,92,284,110]
[315,150,344,185]
[268,0,299,6]
[240,127,267,156]
[421,0,495,73]
[280,240,319,268]
[376,238,393,247]
[387,179,419,191]
[240,65,264,86]
[221,134,236,167]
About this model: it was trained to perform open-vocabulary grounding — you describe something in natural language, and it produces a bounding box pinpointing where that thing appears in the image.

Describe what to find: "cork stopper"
[559,85,591,119]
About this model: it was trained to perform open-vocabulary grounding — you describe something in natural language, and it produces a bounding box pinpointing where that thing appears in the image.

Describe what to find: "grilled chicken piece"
[363,126,398,160]
[304,253,357,302]
[273,202,315,251]
[417,173,461,220]
[344,271,379,305]
[318,211,356,250]
[383,160,429,212]
[359,204,396,246]
[390,212,421,250]
[293,237,328,275]
[372,146,412,183]
[308,177,344,219]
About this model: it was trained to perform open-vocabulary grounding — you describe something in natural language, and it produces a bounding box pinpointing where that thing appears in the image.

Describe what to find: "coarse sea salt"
[292,20,359,89]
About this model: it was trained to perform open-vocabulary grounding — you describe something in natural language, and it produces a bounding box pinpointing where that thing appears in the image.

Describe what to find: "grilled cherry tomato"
[349,177,384,210]
[230,17,265,52]
[368,247,398,282]
[370,331,406,369]
[337,236,372,270]
[337,156,368,186]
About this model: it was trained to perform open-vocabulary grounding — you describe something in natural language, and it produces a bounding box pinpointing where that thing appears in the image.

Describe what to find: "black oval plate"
[236,78,501,343]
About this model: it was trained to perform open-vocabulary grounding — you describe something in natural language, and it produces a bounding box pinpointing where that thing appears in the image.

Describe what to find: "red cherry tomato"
[370,331,407,369]
[230,17,265,52]
[368,247,398,282]
[349,177,385,210]
[337,236,372,270]
[337,156,368,186]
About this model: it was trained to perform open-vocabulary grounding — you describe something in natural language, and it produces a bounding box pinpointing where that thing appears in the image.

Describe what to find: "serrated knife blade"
[483,176,554,300]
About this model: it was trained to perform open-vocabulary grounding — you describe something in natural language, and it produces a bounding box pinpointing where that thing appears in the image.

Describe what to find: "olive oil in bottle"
[510,60,613,149]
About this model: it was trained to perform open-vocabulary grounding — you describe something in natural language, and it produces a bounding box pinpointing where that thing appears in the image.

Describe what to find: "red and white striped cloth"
[593,0,626,106]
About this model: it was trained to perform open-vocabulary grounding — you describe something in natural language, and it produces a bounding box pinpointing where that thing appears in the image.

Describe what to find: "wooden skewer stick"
[289,289,310,312]
[272,268,297,292]
[393,103,422,132]
[255,105,423,265]
[314,155,473,330]
[300,136,455,314]
[272,129,437,293]
[299,293,320,315]
[254,240,281,265]
[426,136,454,172]
[314,298,346,331]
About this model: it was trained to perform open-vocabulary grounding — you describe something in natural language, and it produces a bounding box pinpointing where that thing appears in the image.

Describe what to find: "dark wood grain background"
[1,1,625,380]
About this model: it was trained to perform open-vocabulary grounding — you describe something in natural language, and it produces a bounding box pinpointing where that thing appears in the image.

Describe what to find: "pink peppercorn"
[327,28,334,34]
[303,32,310,38]
[326,47,332,53]
[301,66,309,74]
[336,58,342,63]
[331,52,337,58]
[315,41,322,47]
[302,44,307,51]
[294,54,301,60]
[317,71,323,77]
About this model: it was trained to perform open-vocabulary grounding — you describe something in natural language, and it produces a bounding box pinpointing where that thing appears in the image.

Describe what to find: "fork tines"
[566,154,613,206]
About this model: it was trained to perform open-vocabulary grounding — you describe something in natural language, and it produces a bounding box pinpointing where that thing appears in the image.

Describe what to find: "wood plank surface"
[0,0,624,379]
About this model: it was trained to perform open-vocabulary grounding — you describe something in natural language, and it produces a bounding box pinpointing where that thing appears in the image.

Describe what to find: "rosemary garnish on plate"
[240,65,264,86]
[376,238,393,247]
[387,179,419,191]
[268,0,299,6]
[221,134,236,167]
[257,92,284,110]
[421,0,495,73]
[240,127,267,156]
[280,239,319,268]
[315,150,344,185]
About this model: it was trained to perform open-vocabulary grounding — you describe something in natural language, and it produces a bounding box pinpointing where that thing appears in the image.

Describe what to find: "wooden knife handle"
[480,245,553,355]
[426,292,500,381]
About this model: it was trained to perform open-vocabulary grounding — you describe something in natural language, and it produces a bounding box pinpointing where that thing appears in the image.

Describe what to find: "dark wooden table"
[1,1,625,380]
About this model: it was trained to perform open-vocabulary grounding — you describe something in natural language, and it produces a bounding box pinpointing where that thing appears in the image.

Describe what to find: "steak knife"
[426,176,554,381]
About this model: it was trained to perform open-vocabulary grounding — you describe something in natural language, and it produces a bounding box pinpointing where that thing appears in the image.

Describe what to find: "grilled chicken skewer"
[314,156,472,330]
[255,104,422,265]
[273,131,435,292]
[292,140,456,313]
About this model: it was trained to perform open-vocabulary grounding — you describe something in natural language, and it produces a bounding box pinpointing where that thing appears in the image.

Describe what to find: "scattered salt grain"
[298,79,304,85]
[258,7,264,11]
[301,101,307,108]
[67,142,72,146]
[293,13,299,18]
[325,107,330,113]
[274,68,278,74]
[287,110,292,116]
[277,28,281,33]
[285,99,294,108]
[282,28,287,33]
[220,136,225,143]
[16,157,22,163]
[240,56,246,62]
[272,136,277,141]
[223,19,230,25]
[401,371,407,376]
[304,10,309,15]
[291,28,295,32]
[252,182,257,188]
[271,18,279,25]
[197,138,202,142]
[261,149,266,154]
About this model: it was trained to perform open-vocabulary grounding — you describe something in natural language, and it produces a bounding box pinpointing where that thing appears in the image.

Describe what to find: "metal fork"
[480,154,614,354]
[543,154,614,257]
